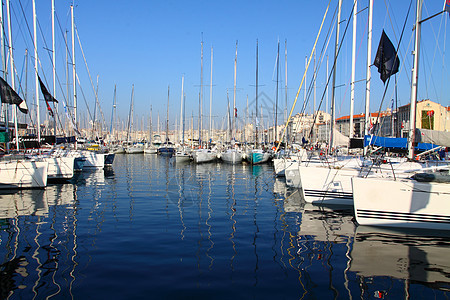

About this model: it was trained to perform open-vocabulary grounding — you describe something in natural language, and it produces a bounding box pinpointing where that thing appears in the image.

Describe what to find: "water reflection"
[351,226,450,293]
[278,176,450,298]
[0,183,77,299]
[0,155,448,299]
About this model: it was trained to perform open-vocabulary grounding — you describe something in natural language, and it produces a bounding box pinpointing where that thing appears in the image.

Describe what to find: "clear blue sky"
[7,0,450,132]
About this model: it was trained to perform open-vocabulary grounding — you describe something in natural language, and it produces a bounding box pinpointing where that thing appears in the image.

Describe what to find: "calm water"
[0,154,449,299]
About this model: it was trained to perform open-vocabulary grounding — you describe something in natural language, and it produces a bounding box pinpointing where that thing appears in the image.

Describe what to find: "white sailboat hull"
[193,149,216,163]
[298,165,357,205]
[220,149,242,164]
[45,156,75,180]
[352,176,450,231]
[79,151,106,169]
[0,160,48,189]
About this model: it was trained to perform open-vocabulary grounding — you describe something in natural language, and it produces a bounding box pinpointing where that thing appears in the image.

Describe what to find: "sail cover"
[415,128,450,147]
[364,135,441,151]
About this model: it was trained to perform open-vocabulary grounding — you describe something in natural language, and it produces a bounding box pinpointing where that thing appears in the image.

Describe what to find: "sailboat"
[144,105,158,154]
[351,0,450,230]
[0,35,49,188]
[157,85,175,156]
[247,40,271,165]
[221,41,243,164]
[174,76,191,163]
[192,42,217,164]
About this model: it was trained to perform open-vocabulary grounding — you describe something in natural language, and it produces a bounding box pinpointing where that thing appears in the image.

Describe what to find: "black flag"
[38,76,58,103]
[0,76,28,114]
[374,30,400,83]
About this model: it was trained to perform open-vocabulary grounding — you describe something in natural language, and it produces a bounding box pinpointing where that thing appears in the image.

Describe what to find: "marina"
[0,0,449,298]
[0,154,449,298]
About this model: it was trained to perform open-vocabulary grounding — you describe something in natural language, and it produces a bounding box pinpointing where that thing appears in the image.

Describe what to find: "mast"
[284,39,288,145]
[255,39,259,146]
[227,90,231,142]
[182,93,186,146]
[126,85,134,143]
[0,0,5,78]
[209,46,213,146]
[330,0,342,150]
[6,0,18,151]
[33,0,40,145]
[326,55,329,141]
[313,49,316,126]
[199,38,203,146]
[180,75,184,145]
[275,40,280,142]
[65,30,69,135]
[51,0,57,138]
[364,0,374,140]
[111,84,117,140]
[166,85,170,143]
[304,56,307,110]
[149,105,152,144]
[232,40,237,144]
[349,0,357,139]
[408,0,423,159]
[71,5,77,126]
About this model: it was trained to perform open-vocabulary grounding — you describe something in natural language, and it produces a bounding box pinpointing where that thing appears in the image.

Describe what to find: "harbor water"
[0,154,449,299]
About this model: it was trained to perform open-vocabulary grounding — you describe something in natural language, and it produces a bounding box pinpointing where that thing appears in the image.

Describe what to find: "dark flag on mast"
[0,76,28,114]
[374,30,399,83]
[38,76,58,117]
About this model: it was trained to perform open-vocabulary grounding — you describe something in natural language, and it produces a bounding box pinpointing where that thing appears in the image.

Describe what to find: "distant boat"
[246,40,271,165]
[220,147,243,164]
[144,106,158,154]
[158,86,175,157]
[192,148,216,163]
[125,143,144,154]
[247,148,271,164]
[158,142,175,156]
[174,150,191,163]
[220,42,242,165]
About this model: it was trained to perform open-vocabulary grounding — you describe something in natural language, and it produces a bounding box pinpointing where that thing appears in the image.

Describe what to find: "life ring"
[272,146,276,151]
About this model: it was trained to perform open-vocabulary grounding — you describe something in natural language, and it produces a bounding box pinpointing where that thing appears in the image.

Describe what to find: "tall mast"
[209,46,213,145]
[232,40,237,144]
[408,0,423,159]
[0,0,5,78]
[182,93,186,145]
[275,40,280,142]
[149,105,152,144]
[126,85,134,142]
[65,30,69,134]
[304,56,307,109]
[364,0,374,139]
[313,49,316,123]
[349,0,357,139]
[199,38,203,146]
[166,85,170,143]
[180,75,184,145]
[284,39,288,144]
[255,39,259,146]
[111,84,117,140]
[51,0,57,137]
[33,0,40,145]
[71,5,77,126]
[326,55,329,140]
[330,0,342,150]
[6,0,18,150]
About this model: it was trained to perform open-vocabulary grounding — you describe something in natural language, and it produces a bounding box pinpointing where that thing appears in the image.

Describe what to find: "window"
[421,110,434,129]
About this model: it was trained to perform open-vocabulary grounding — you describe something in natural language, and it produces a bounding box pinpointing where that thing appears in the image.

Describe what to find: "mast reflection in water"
[0,154,448,299]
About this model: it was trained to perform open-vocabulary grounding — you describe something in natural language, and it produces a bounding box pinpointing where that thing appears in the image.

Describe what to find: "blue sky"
[6,0,450,132]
